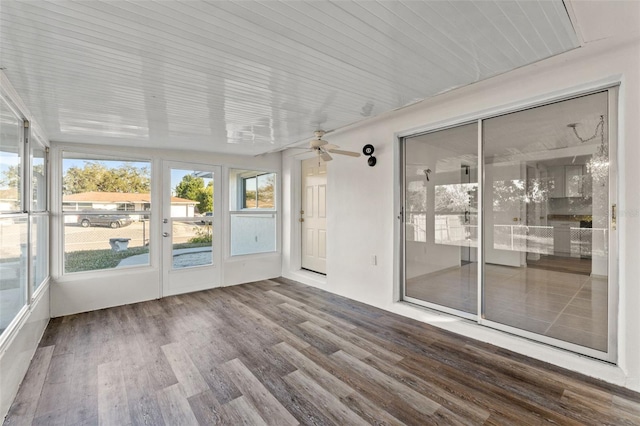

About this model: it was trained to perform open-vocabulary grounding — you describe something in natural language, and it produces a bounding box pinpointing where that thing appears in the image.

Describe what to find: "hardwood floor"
[4,278,640,425]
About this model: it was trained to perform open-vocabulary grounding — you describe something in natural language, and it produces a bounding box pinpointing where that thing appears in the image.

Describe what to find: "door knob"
[163,232,170,237]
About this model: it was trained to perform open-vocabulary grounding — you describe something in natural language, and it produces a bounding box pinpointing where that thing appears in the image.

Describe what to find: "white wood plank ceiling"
[0,0,579,155]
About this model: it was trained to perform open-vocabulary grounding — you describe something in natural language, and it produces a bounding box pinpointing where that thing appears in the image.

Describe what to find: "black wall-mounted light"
[363,144,376,166]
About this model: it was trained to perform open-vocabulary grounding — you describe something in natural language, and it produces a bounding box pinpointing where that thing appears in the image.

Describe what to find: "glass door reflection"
[482,91,610,352]
[404,123,478,316]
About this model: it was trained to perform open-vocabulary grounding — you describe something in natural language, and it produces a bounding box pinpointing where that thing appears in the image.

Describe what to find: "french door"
[162,162,221,296]
[402,88,618,361]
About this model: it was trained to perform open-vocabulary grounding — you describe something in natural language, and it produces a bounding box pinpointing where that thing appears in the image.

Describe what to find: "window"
[1,94,49,340]
[62,153,151,273]
[30,134,49,292]
[242,172,275,209]
[117,203,135,211]
[230,169,277,256]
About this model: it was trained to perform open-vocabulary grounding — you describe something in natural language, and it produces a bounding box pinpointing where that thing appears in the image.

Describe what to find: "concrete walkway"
[116,247,212,268]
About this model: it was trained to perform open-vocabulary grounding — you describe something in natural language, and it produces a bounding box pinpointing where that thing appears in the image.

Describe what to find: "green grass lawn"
[64,243,210,273]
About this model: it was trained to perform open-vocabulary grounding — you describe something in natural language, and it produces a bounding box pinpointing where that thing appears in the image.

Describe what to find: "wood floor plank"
[31,408,66,426]
[181,333,242,405]
[64,351,99,426]
[271,341,354,398]
[161,342,209,398]
[221,292,311,351]
[331,350,441,416]
[264,289,306,307]
[3,346,55,425]
[299,302,360,330]
[362,352,491,423]
[97,362,131,426]
[33,382,71,419]
[300,345,438,425]
[6,278,640,426]
[298,320,372,359]
[221,358,299,426]
[220,396,268,426]
[277,302,332,327]
[322,322,405,364]
[156,384,199,426]
[283,370,369,425]
[187,390,223,425]
[337,392,407,426]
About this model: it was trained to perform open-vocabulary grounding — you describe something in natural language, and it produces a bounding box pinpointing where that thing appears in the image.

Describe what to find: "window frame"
[229,168,278,257]
[398,85,619,363]
[0,91,50,345]
[241,171,276,210]
[61,150,153,275]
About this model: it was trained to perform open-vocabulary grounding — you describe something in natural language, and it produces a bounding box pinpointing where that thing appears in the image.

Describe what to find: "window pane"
[231,213,276,256]
[170,169,212,217]
[171,220,213,268]
[244,177,257,208]
[257,173,275,208]
[0,216,27,335]
[64,213,150,273]
[31,215,48,291]
[483,91,609,351]
[404,123,478,315]
[62,154,150,212]
[31,144,47,212]
[0,97,22,213]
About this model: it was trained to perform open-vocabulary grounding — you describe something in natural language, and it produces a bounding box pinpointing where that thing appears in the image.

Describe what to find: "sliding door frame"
[398,83,619,363]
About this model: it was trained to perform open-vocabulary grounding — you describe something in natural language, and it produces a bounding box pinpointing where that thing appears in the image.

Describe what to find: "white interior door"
[162,162,221,296]
[301,158,327,274]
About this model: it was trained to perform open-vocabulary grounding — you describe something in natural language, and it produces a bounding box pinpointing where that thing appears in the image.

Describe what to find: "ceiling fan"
[299,130,361,161]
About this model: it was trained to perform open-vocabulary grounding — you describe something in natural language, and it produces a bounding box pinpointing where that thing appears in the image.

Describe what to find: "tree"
[196,181,213,213]
[0,164,20,189]
[174,175,213,213]
[174,175,203,201]
[63,161,150,195]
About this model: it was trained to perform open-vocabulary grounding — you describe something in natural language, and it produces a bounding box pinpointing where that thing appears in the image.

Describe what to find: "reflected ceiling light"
[568,115,608,186]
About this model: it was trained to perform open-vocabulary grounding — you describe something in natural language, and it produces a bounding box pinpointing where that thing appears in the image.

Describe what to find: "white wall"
[50,143,281,317]
[282,3,640,391]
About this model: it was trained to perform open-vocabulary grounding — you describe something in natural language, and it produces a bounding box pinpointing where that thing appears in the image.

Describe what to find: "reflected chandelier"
[568,115,608,185]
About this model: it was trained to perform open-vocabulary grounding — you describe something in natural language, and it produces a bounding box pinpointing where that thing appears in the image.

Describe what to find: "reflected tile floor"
[406,263,608,351]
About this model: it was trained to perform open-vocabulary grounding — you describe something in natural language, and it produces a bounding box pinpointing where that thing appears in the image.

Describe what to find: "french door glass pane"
[483,92,609,351]
[169,169,213,269]
[404,123,478,314]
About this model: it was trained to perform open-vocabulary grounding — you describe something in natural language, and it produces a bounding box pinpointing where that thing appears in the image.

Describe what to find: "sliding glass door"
[404,123,478,317]
[402,88,617,360]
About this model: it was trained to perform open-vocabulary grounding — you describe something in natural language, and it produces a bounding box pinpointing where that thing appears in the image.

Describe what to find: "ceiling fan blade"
[320,151,333,161]
[326,148,361,157]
